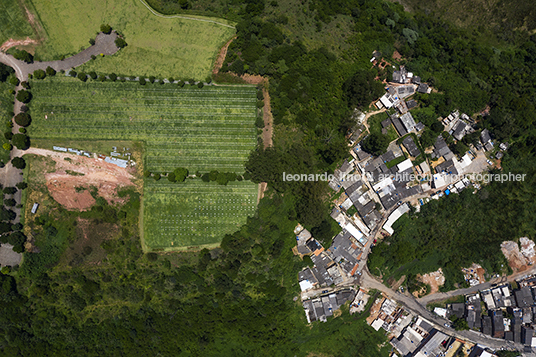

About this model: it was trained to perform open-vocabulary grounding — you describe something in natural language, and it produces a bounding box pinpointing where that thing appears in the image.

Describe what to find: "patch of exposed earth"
[415,268,445,296]
[501,239,536,273]
[0,37,38,52]
[25,148,137,210]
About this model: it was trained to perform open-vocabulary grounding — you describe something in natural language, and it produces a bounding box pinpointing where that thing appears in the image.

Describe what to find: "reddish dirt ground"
[501,241,529,273]
[27,148,137,210]
[0,37,38,52]
[415,268,445,296]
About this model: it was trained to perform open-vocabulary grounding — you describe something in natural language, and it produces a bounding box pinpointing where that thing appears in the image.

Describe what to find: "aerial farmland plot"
[28,77,258,251]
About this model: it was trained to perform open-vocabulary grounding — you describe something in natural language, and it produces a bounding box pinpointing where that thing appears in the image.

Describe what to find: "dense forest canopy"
[2,0,536,355]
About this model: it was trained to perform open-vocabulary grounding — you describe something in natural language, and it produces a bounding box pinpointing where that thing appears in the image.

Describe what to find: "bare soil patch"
[417,268,445,295]
[501,240,528,273]
[25,148,137,210]
[0,37,38,52]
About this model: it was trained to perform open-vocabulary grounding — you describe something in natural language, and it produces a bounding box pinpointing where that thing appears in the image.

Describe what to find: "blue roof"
[445,189,450,195]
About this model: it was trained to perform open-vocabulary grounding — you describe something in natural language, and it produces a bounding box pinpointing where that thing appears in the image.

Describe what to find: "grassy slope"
[28,0,235,79]
[0,0,35,46]
[27,76,258,250]
[393,0,536,46]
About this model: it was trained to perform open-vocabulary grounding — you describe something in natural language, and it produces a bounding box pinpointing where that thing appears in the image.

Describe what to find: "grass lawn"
[368,111,399,143]
[28,76,258,250]
[28,0,236,80]
[0,0,35,46]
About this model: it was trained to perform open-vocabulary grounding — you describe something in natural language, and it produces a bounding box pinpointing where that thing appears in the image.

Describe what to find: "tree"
[153,173,161,181]
[16,182,27,190]
[13,50,33,63]
[2,143,12,151]
[167,172,176,182]
[362,132,390,155]
[77,72,87,82]
[149,76,155,83]
[197,82,204,88]
[139,77,146,85]
[174,168,189,182]
[9,76,19,86]
[14,113,31,127]
[33,69,46,80]
[69,70,77,77]
[4,132,12,140]
[4,199,15,207]
[0,63,14,82]
[109,73,117,81]
[88,71,97,80]
[100,24,112,34]
[98,75,106,82]
[179,0,189,9]
[16,90,32,103]
[431,121,443,133]
[12,134,30,150]
[115,38,127,48]
[344,69,384,109]
[3,187,16,195]
[45,66,56,76]
[11,157,25,169]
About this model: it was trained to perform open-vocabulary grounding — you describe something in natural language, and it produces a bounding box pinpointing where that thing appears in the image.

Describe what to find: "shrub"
[149,76,155,83]
[33,69,46,80]
[197,82,204,89]
[153,173,161,181]
[146,252,158,261]
[11,157,26,169]
[139,77,146,85]
[19,128,26,133]
[168,77,175,83]
[20,81,30,89]
[109,73,117,81]
[69,70,77,77]
[8,76,19,86]
[174,168,189,182]
[16,90,32,103]
[100,24,112,34]
[189,79,196,85]
[4,132,13,140]
[12,223,23,231]
[3,187,16,194]
[14,113,31,127]
[177,80,185,87]
[12,134,29,150]
[20,105,28,113]
[2,143,12,151]
[13,50,33,63]
[143,170,151,177]
[91,54,96,60]
[4,199,15,207]
[45,66,56,76]
[98,75,106,82]
[167,172,176,182]
[89,38,95,45]
[89,71,97,80]
[77,72,87,82]
[115,38,127,48]
[15,182,27,190]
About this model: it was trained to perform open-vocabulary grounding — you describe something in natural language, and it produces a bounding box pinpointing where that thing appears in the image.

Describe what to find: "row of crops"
[29,78,257,173]
[28,77,259,249]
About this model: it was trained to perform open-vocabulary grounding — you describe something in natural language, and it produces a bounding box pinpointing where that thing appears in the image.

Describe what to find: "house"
[411,76,421,85]
[514,287,535,308]
[392,66,407,84]
[448,303,465,319]
[417,83,429,94]
[399,112,417,133]
[496,151,503,160]
[491,310,505,338]
[432,136,454,160]
[402,136,420,157]
[355,148,371,162]
[397,85,415,99]
[298,267,318,291]
[522,326,534,345]
[391,116,408,136]
[411,329,450,357]
[452,121,467,141]
[481,129,491,144]
[435,159,459,176]
[414,122,425,132]
[379,93,396,108]
[31,203,39,214]
[382,203,410,235]
[406,99,418,110]
[484,142,494,152]
[499,142,509,151]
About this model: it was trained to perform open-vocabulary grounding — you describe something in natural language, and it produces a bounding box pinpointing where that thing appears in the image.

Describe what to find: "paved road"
[0,32,120,266]
[359,268,523,350]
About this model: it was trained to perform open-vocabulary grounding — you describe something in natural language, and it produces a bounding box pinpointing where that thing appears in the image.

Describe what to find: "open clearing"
[28,77,258,250]
[27,0,235,79]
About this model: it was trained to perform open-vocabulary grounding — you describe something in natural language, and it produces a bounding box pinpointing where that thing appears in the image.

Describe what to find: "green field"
[28,0,235,79]
[28,77,258,250]
[0,0,35,46]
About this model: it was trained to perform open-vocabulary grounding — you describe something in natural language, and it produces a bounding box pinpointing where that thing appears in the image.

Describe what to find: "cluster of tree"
[0,63,14,82]
[167,167,188,182]
[12,49,33,63]
[201,170,241,185]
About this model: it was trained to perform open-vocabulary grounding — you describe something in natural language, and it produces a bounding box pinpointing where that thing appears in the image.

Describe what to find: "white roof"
[459,154,472,168]
[434,307,447,318]
[371,318,384,331]
[397,158,413,172]
[343,222,363,241]
[379,93,395,108]
[432,173,446,188]
[373,177,393,191]
[299,280,313,292]
[383,204,410,235]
